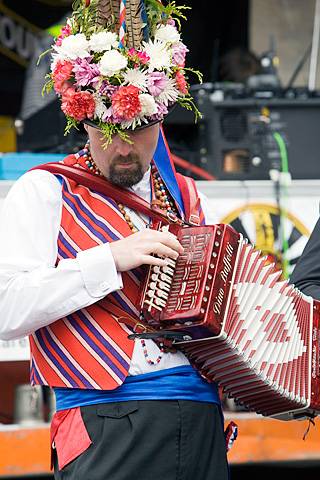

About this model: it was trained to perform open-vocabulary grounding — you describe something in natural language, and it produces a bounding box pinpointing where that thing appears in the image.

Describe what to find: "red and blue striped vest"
[29,172,205,390]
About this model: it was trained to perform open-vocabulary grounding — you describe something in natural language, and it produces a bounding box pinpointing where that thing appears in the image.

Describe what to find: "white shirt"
[0,168,211,375]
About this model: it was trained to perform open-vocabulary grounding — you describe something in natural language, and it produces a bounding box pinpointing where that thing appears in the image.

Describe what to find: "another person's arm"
[290,217,320,300]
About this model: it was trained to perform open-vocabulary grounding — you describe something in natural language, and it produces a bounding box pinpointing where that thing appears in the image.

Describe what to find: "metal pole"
[308,0,320,90]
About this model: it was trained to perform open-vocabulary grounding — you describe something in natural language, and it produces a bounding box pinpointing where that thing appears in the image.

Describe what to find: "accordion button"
[160,273,171,283]
[215,242,220,247]
[212,252,217,257]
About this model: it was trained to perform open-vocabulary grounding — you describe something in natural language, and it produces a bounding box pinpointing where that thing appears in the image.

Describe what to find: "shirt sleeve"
[0,170,122,341]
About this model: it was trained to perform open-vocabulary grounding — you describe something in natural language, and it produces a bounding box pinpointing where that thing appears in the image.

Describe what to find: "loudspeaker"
[16,99,87,153]
[165,85,320,180]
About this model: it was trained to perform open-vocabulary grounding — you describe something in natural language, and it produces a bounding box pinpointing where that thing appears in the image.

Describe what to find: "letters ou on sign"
[0,12,39,66]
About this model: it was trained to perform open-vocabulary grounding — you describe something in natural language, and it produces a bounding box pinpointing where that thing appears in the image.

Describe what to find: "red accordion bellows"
[139,224,320,420]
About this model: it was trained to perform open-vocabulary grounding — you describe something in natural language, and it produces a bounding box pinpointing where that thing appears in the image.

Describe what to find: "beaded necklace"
[72,142,179,365]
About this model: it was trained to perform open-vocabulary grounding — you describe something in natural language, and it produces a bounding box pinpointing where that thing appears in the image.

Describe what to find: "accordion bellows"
[139,224,320,420]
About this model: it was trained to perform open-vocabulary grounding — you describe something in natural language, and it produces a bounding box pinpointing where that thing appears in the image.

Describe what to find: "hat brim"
[83,117,161,131]
[83,104,176,132]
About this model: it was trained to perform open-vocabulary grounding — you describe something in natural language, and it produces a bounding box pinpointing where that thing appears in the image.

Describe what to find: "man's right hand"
[109,229,184,272]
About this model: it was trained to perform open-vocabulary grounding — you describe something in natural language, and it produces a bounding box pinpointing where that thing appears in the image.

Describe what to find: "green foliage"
[64,116,80,135]
[70,0,98,36]
[145,0,190,34]
[99,122,133,147]
[37,48,53,66]
[41,75,54,96]
[178,95,202,123]
[183,67,203,85]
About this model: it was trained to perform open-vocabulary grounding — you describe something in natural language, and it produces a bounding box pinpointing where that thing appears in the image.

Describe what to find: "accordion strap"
[32,163,179,226]
[99,298,184,347]
[176,174,201,226]
[99,298,152,334]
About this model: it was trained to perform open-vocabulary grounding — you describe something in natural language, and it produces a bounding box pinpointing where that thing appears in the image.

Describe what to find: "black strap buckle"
[127,331,192,343]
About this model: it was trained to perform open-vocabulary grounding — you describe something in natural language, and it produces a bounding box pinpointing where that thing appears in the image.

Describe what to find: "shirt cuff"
[76,243,123,298]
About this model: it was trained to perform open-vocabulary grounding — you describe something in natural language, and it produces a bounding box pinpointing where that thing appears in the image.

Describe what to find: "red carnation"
[53,60,74,93]
[61,90,95,121]
[175,70,188,95]
[53,60,73,82]
[112,85,141,120]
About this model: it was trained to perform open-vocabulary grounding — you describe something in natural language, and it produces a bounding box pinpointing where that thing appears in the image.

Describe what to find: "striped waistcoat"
[29,173,205,390]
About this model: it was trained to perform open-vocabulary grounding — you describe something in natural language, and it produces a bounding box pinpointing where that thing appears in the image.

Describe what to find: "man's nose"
[114,137,134,156]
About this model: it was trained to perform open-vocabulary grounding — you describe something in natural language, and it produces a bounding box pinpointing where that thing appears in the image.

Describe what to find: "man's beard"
[109,154,144,188]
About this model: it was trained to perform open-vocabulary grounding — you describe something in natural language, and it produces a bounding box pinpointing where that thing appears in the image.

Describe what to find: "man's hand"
[109,229,184,272]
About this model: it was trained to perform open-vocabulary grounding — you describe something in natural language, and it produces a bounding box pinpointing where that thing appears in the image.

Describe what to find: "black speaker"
[16,99,87,153]
[165,85,320,180]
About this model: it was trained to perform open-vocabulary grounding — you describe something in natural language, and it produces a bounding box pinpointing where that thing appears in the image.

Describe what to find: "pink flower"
[73,57,100,87]
[54,80,73,94]
[175,70,188,94]
[149,101,168,121]
[53,60,73,82]
[61,90,95,121]
[167,18,176,26]
[172,42,189,67]
[147,72,168,96]
[136,51,150,64]
[128,48,137,57]
[99,81,119,98]
[102,106,122,123]
[53,60,74,93]
[55,24,72,47]
[112,85,141,120]
[128,48,150,66]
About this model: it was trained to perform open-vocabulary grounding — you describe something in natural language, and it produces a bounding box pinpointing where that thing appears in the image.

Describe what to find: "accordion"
[139,224,320,420]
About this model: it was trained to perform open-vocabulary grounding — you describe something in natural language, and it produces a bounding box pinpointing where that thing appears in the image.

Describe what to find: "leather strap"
[32,163,184,226]
[99,298,153,334]
[176,173,201,226]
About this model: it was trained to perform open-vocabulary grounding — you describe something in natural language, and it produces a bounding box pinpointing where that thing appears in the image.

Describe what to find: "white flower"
[142,39,172,71]
[94,95,107,120]
[139,94,158,116]
[54,33,89,60]
[99,50,128,76]
[50,54,61,72]
[154,24,180,44]
[122,69,148,91]
[89,31,118,53]
[121,117,146,130]
[156,78,179,106]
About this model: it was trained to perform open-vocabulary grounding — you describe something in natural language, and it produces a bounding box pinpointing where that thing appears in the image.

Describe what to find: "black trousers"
[54,400,229,480]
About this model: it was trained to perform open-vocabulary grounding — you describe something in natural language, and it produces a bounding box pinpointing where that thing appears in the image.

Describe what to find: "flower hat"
[43,0,201,144]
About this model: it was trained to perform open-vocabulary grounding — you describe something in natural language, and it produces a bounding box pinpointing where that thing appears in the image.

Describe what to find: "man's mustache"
[112,154,140,165]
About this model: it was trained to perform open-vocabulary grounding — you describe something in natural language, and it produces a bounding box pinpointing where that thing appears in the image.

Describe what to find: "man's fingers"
[151,242,180,260]
[146,230,184,254]
[141,255,170,267]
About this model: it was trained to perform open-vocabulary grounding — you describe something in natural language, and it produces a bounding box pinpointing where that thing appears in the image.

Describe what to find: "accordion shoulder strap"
[32,163,171,225]
[176,174,201,226]
[99,298,153,334]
